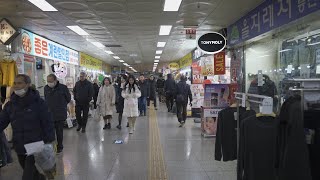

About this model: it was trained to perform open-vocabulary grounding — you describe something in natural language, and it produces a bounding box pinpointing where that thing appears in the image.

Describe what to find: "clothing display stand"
[234,92,273,180]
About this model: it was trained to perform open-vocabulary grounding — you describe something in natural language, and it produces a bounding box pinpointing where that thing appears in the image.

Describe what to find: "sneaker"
[81,129,86,133]
[116,125,122,130]
[155,107,158,110]
[129,128,133,134]
[76,127,81,131]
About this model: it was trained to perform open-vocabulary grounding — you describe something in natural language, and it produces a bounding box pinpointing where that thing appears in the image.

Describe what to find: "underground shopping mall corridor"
[0,105,236,180]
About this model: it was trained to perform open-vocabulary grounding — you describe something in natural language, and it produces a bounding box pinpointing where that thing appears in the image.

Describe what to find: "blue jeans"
[138,97,147,115]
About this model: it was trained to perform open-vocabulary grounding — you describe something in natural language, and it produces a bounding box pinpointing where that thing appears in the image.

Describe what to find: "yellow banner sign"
[80,53,102,71]
[179,53,192,69]
[169,62,180,70]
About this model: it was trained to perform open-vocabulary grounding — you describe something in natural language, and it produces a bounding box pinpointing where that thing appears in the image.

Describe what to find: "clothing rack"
[234,92,274,180]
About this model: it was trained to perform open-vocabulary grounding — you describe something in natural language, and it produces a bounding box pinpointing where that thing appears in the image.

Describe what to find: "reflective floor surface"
[0,104,236,180]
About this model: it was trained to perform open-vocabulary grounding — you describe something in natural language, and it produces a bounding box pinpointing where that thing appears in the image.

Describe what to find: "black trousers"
[54,121,64,150]
[17,155,45,180]
[147,96,157,107]
[93,97,97,109]
[76,104,89,129]
[166,94,174,111]
[176,102,187,123]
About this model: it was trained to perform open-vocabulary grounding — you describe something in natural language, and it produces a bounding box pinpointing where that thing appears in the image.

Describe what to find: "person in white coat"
[122,75,141,134]
[97,77,116,130]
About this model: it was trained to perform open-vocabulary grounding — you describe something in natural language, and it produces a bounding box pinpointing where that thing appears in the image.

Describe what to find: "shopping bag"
[34,143,56,179]
[66,118,73,128]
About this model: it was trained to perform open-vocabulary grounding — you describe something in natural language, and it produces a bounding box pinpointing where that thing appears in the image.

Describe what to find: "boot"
[107,123,111,129]
[103,124,108,130]
[126,122,129,127]
[76,126,82,131]
[116,125,122,130]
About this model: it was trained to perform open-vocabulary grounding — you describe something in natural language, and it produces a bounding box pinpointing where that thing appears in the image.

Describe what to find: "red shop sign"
[214,51,225,75]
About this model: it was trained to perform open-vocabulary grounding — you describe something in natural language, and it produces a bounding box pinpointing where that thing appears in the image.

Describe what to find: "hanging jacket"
[0,60,18,86]
[0,88,55,155]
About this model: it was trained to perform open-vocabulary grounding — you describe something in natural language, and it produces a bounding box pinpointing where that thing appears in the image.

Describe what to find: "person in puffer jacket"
[0,74,55,180]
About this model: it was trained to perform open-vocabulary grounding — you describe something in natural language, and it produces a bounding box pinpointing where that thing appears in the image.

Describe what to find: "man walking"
[147,75,157,110]
[44,74,71,153]
[164,74,176,112]
[156,74,165,103]
[175,75,192,127]
[73,72,94,133]
[138,74,149,116]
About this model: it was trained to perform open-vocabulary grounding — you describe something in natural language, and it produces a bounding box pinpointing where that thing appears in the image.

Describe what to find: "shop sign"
[179,53,192,69]
[20,29,79,65]
[80,53,102,71]
[0,18,19,45]
[197,33,226,54]
[169,62,179,70]
[186,29,196,39]
[192,66,203,84]
[192,48,206,60]
[214,51,226,75]
[203,108,223,118]
[228,0,320,46]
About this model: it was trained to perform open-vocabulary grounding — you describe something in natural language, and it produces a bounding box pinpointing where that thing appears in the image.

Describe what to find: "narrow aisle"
[156,104,236,180]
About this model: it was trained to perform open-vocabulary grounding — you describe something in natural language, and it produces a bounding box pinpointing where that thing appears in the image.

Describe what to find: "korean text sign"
[20,29,79,65]
[80,53,103,71]
[228,0,320,46]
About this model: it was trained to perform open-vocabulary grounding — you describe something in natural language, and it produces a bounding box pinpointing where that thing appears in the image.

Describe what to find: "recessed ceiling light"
[156,50,163,54]
[154,60,159,62]
[157,42,166,47]
[113,56,120,59]
[119,60,124,63]
[105,51,114,55]
[163,0,182,11]
[159,25,172,35]
[155,56,161,59]
[28,0,58,11]
[91,42,105,48]
[66,26,89,36]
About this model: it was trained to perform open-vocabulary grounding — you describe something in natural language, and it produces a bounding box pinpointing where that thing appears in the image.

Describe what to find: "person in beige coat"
[97,77,116,130]
[122,75,141,134]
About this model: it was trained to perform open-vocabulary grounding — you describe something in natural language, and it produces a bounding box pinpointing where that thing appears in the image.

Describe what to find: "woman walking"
[122,75,141,134]
[97,77,116,130]
[115,75,127,130]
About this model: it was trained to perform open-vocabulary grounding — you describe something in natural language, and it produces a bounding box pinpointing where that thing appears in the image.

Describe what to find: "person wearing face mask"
[44,74,71,154]
[0,74,55,180]
[73,72,94,133]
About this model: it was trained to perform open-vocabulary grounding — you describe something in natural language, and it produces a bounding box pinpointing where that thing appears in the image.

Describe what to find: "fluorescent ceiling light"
[91,42,105,48]
[163,0,182,11]
[28,0,58,11]
[119,60,124,63]
[154,63,159,65]
[159,25,172,35]
[155,56,161,59]
[157,42,166,47]
[156,50,163,54]
[154,60,159,62]
[66,26,89,36]
[105,51,114,55]
[308,41,320,46]
[113,56,120,59]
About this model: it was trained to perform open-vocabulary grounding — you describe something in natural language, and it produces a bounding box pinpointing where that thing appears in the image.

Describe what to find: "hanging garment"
[215,106,246,161]
[0,60,18,86]
[238,114,279,180]
[278,95,312,180]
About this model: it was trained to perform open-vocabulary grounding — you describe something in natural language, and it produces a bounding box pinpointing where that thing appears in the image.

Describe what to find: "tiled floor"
[0,104,236,180]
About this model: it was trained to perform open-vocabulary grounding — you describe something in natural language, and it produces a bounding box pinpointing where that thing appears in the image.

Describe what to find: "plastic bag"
[34,144,56,172]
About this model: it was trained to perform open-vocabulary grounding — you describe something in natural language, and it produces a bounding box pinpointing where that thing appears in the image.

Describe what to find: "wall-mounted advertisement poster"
[191,84,204,108]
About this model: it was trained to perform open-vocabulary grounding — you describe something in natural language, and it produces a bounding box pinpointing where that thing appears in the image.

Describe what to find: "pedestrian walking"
[147,75,157,110]
[164,74,176,112]
[175,75,192,127]
[73,72,94,133]
[93,79,100,109]
[0,74,55,180]
[97,77,116,130]
[122,75,141,134]
[44,74,71,153]
[115,75,127,130]
[156,74,165,103]
[137,74,149,116]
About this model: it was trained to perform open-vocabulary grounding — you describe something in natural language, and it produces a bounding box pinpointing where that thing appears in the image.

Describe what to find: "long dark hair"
[102,77,112,86]
[124,75,137,93]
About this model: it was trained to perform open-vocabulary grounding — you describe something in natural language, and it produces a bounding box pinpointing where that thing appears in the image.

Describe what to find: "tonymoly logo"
[198,32,226,54]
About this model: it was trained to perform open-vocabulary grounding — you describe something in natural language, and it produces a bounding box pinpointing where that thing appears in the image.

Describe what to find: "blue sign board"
[228,0,320,46]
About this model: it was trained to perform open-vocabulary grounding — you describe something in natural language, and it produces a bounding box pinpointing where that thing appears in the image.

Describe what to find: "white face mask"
[14,88,27,97]
[48,82,56,88]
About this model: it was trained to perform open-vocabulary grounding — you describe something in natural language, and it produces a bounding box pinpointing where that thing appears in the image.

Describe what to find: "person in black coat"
[175,75,192,127]
[156,74,165,103]
[115,75,127,130]
[93,79,100,109]
[44,74,71,153]
[73,72,94,133]
[164,74,176,112]
[138,74,149,116]
[147,75,157,110]
[0,74,55,180]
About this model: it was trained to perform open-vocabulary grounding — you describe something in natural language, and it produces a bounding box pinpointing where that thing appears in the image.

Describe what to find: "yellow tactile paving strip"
[148,107,168,180]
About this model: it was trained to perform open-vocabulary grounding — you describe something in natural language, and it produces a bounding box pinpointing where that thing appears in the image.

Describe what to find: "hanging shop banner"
[192,65,203,84]
[228,0,320,46]
[214,51,226,75]
[0,18,19,45]
[20,29,79,65]
[80,53,103,71]
[200,56,214,76]
[179,53,193,69]
[169,62,180,71]
[186,29,196,39]
[197,33,226,54]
